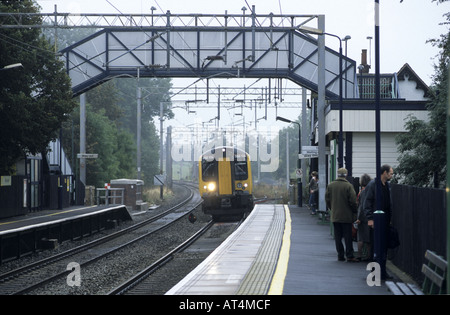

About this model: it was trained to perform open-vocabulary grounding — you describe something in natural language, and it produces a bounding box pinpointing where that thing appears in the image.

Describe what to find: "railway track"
[108,220,215,295]
[0,183,202,295]
[110,220,243,295]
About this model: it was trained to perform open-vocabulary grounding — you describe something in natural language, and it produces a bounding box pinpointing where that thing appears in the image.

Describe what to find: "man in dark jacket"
[325,168,358,262]
[363,164,394,280]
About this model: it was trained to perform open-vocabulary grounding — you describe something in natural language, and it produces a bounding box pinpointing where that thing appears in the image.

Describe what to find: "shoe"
[346,257,359,262]
[338,257,345,261]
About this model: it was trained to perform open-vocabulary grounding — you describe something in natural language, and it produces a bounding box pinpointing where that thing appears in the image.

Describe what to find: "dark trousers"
[370,219,390,279]
[333,222,354,259]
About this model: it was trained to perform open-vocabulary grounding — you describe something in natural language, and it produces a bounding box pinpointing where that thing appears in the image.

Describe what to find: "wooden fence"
[391,184,447,284]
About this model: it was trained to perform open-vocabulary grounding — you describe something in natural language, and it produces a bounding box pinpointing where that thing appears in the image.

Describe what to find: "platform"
[166,204,392,295]
[166,204,286,295]
[0,205,131,263]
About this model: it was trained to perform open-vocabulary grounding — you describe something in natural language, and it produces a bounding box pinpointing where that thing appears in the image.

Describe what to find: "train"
[198,146,254,220]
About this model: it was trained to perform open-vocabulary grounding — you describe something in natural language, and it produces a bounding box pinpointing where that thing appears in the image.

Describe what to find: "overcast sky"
[36,0,449,131]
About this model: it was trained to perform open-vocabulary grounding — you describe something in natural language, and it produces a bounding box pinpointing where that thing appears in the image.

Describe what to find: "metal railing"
[358,74,398,99]
[96,188,125,206]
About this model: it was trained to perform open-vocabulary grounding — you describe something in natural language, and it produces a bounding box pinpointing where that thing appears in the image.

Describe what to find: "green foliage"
[63,77,172,188]
[85,105,120,187]
[396,2,449,187]
[276,121,302,180]
[0,0,76,174]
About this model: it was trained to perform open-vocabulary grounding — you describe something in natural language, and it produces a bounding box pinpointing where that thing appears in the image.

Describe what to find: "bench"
[421,250,447,295]
[386,281,423,295]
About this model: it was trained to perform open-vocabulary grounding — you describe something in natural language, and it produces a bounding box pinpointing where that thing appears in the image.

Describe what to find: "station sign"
[77,153,98,159]
[301,146,318,154]
[299,146,318,159]
[299,153,318,159]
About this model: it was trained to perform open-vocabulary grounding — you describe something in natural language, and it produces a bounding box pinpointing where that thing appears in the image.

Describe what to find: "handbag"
[387,226,400,249]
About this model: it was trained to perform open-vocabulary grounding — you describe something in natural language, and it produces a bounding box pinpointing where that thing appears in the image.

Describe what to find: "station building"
[316,53,430,183]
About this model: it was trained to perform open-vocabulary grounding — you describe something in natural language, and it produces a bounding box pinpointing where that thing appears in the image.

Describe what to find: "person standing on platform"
[363,164,394,280]
[355,173,372,261]
[309,171,319,215]
[325,168,358,262]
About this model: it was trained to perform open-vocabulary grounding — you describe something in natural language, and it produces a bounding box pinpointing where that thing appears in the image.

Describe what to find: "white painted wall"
[398,77,428,101]
[351,132,400,179]
[326,109,429,134]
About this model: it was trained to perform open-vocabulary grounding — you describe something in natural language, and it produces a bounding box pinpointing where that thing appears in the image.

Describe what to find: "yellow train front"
[199,146,254,220]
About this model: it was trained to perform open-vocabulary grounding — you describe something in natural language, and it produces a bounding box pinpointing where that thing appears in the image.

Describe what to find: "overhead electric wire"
[0,32,55,56]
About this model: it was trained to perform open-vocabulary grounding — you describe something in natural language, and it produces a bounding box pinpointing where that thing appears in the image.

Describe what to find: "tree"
[395,1,449,187]
[114,77,173,186]
[62,75,173,187]
[0,0,76,174]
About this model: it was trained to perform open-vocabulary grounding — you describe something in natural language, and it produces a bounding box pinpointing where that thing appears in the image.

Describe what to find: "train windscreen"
[202,157,218,181]
[234,154,248,180]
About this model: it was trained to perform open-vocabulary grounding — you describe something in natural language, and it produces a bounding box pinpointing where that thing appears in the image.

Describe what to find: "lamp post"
[298,26,345,169]
[374,0,386,278]
[0,63,23,71]
[343,36,351,99]
[277,116,302,207]
[446,65,450,295]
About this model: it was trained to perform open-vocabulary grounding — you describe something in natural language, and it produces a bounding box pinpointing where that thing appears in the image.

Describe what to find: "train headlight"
[237,183,242,189]
[207,182,216,191]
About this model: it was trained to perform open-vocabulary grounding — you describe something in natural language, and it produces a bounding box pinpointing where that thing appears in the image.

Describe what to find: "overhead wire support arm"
[0,12,320,29]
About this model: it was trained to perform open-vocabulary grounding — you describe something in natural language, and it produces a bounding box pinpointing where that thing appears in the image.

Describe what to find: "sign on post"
[77,153,98,159]
[154,174,166,186]
[299,146,318,159]
[302,146,318,154]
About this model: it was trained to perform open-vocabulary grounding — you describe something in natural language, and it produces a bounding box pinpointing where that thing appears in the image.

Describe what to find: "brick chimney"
[358,49,371,74]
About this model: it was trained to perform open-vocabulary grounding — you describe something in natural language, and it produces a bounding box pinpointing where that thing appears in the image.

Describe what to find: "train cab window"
[234,160,248,180]
[202,158,218,181]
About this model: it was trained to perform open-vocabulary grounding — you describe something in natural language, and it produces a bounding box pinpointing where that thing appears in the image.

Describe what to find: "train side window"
[202,159,217,181]
[234,161,248,180]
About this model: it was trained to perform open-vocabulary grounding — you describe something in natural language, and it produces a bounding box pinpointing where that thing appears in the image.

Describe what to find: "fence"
[96,188,125,206]
[391,184,447,284]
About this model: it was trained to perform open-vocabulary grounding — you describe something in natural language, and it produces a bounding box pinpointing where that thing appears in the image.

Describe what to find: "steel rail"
[0,184,193,282]
[0,184,200,295]
[108,220,214,295]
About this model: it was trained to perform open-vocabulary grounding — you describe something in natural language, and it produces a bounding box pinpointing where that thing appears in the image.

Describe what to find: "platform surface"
[167,204,392,295]
[166,204,285,295]
[0,205,122,234]
[282,205,390,295]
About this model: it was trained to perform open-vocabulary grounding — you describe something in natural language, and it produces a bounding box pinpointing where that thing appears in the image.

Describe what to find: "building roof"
[397,63,431,98]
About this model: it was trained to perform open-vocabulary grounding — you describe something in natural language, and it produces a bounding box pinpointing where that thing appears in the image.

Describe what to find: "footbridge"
[54,11,357,98]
